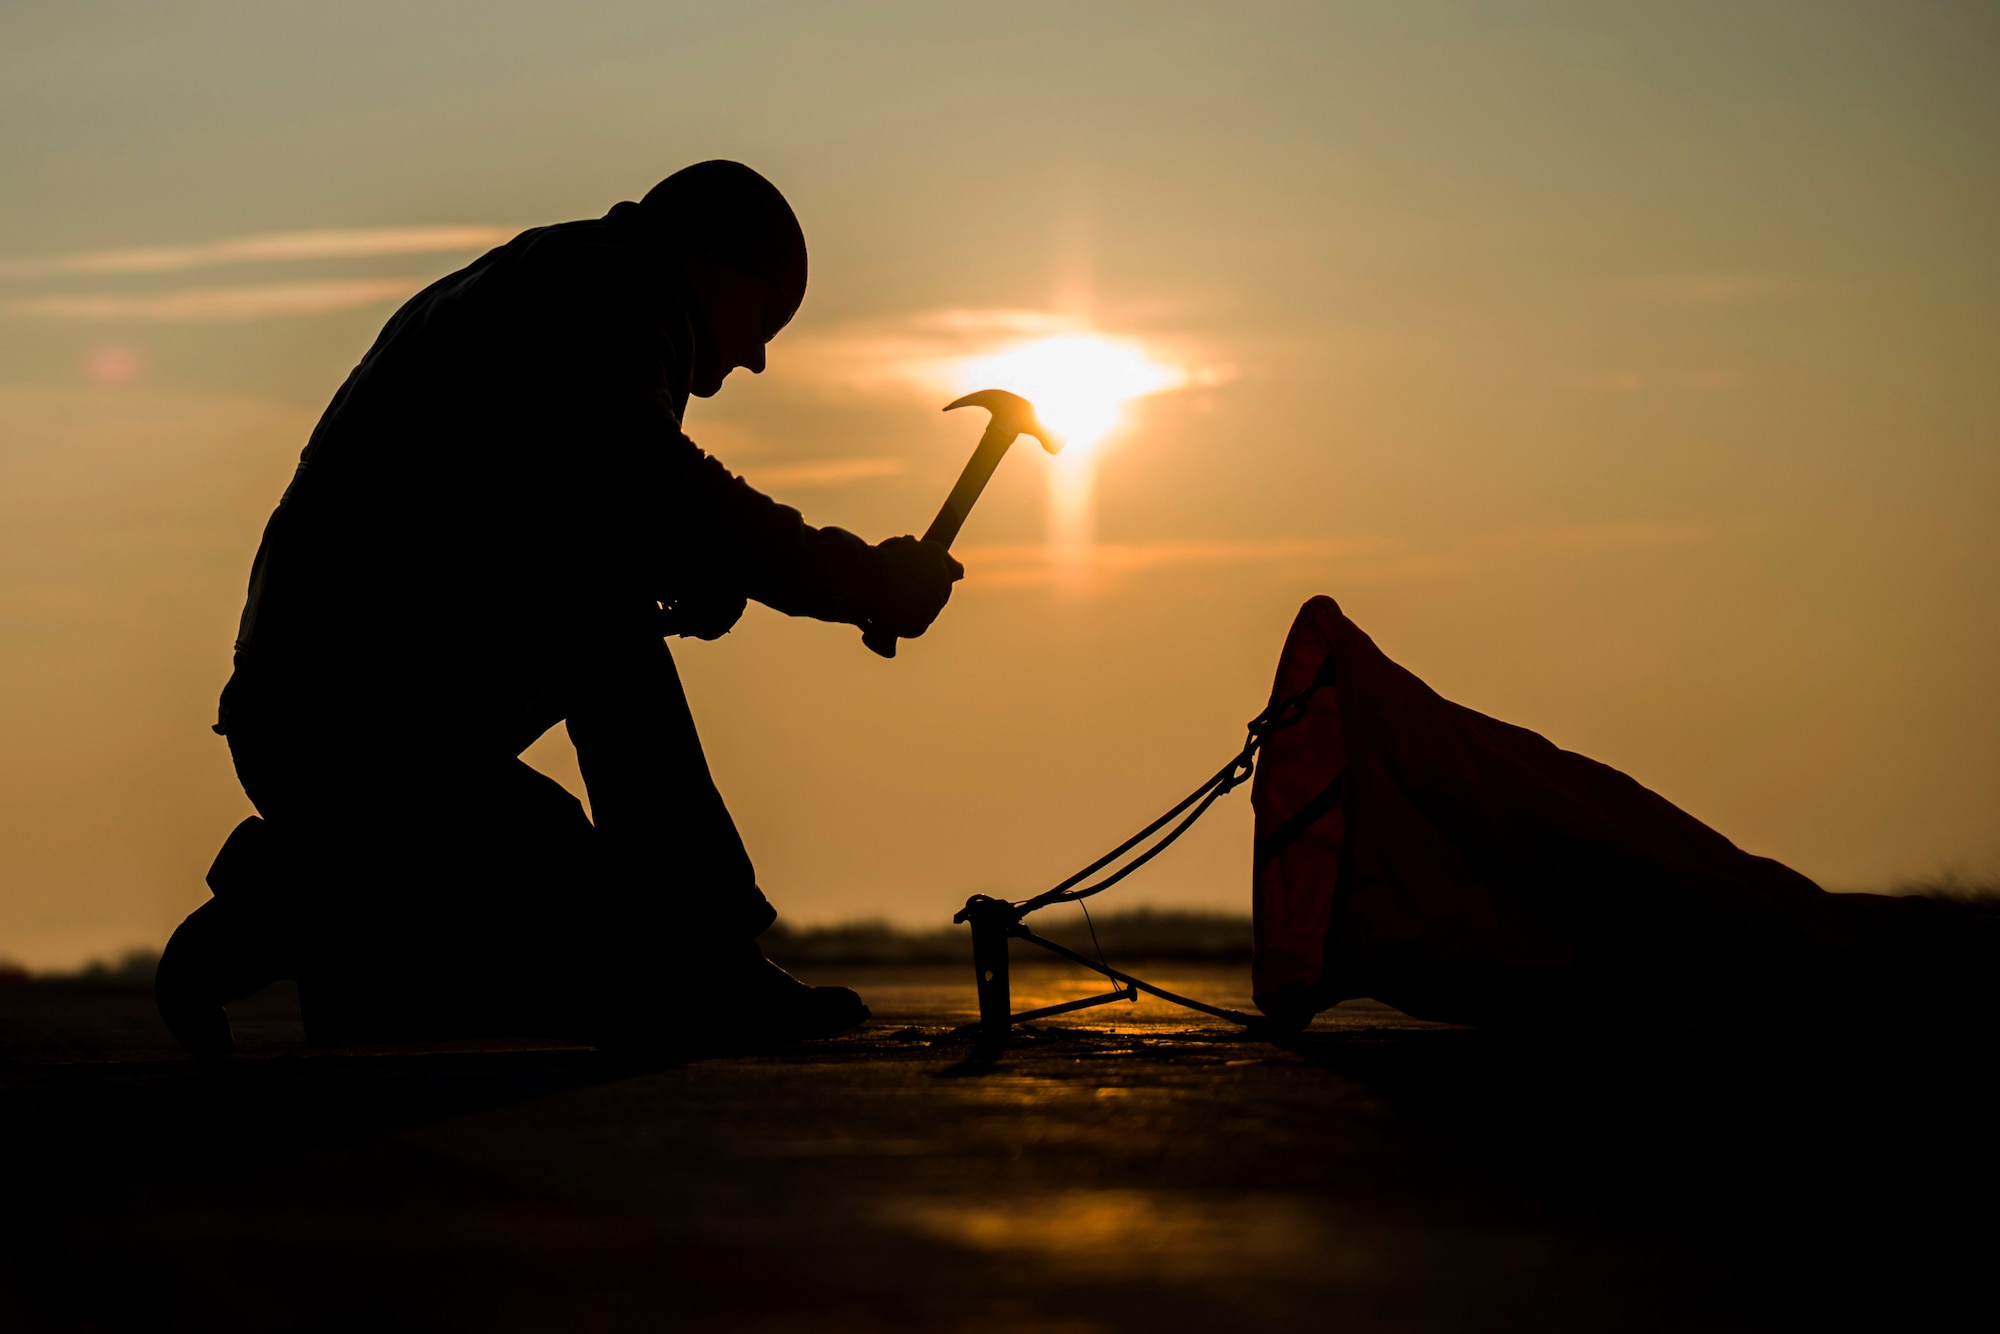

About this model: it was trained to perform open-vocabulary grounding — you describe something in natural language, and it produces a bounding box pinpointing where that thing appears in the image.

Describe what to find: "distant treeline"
[0,910,1257,984]
[13,875,1998,981]
[761,908,1255,967]
[765,875,2000,965]
[1892,871,2000,914]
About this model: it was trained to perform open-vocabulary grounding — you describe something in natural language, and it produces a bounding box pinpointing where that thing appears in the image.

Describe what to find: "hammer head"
[945,389,1062,454]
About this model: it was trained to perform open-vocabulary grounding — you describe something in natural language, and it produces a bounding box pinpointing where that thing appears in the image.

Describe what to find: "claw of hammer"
[861,389,1059,658]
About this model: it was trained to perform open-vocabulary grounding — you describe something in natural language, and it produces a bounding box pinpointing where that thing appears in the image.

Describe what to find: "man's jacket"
[221,203,870,754]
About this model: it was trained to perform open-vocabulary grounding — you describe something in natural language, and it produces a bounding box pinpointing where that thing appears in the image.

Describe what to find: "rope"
[1013,927,1264,1027]
[1078,898,1109,974]
[1012,655,1338,920]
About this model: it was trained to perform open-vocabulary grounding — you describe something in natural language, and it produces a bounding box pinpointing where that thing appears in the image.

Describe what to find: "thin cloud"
[0,225,514,278]
[958,537,1377,588]
[781,308,1073,399]
[1503,521,1708,553]
[9,278,426,322]
[741,457,907,489]
[1611,273,1795,306]
[779,308,1233,402]
[1018,537,1372,571]
[954,524,1709,592]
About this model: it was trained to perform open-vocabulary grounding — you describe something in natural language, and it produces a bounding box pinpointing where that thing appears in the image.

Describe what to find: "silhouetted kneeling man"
[157,161,960,1056]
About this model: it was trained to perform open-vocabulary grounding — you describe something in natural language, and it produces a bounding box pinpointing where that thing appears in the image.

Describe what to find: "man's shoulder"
[332,208,691,425]
[499,213,672,298]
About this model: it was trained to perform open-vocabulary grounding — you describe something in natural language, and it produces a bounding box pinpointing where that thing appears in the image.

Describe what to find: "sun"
[950,332,1183,457]
[924,319,1194,565]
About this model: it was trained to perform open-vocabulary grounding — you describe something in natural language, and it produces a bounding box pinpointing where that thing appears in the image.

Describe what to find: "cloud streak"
[9,278,427,323]
[0,225,514,278]
[957,523,1710,591]
[740,457,907,489]
[959,537,1378,589]
[1611,273,1796,306]
[1501,521,1708,552]
[778,308,1233,404]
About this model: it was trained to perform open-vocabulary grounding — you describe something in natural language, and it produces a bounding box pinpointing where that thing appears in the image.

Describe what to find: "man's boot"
[725,943,871,1041]
[155,817,294,1058]
[576,935,869,1056]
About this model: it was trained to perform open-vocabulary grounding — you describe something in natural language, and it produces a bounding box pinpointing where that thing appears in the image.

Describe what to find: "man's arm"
[662,450,942,631]
[541,237,958,639]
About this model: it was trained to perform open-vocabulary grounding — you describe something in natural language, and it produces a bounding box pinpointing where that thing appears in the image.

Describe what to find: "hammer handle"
[922,422,1014,548]
[862,423,1014,658]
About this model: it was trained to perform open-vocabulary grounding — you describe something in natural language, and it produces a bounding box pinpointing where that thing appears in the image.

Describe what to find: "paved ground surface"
[4,959,1997,1331]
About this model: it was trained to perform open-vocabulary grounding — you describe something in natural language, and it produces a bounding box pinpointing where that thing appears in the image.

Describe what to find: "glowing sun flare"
[951,333,1183,455]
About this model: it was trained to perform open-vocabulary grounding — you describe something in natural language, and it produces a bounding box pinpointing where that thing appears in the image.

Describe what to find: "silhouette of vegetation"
[14,912,1248,997]
[1894,870,2000,913]
[762,909,1252,967]
[24,949,160,988]
[44,880,2000,989]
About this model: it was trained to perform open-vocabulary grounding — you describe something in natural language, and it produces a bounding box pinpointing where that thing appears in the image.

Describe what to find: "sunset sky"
[2,1,1995,968]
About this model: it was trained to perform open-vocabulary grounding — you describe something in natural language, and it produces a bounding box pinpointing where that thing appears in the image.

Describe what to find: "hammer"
[862,389,1059,658]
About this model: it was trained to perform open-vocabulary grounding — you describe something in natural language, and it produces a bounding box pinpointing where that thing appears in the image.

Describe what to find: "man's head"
[639,161,807,398]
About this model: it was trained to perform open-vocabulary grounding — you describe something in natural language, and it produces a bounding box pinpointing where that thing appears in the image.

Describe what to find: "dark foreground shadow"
[8,972,2000,1332]
[921,1011,2000,1328]
[0,983,671,1332]
[1274,1021,2000,1329]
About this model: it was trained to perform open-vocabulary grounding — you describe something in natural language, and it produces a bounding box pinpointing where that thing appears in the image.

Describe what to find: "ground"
[3,958,1994,1331]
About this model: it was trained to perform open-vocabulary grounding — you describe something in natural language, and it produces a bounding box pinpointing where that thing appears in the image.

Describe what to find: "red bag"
[1250,596,1997,1027]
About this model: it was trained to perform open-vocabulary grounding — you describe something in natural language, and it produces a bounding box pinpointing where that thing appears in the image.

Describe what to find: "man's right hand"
[866,535,964,639]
